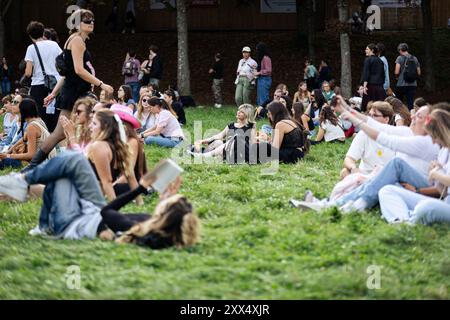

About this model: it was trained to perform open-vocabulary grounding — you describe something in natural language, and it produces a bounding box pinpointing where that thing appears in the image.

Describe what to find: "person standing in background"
[360,44,386,112]
[209,53,224,109]
[141,45,163,87]
[395,43,421,110]
[1,57,12,96]
[235,46,257,107]
[255,42,272,108]
[122,50,141,103]
[377,43,390,93]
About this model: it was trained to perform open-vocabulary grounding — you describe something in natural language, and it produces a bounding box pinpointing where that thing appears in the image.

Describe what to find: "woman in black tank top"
[22,9,114,173]
[260,102,308,164]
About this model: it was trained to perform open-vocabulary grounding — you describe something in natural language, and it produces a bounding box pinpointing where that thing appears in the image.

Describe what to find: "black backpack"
[403,55,419,83]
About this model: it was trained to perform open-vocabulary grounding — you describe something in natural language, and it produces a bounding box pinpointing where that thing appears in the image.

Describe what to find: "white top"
[236,57,258,81]
[346,131,396,174]
[376,133,440,177]
[156,109,184,138]
[367,117,412,136]
[134,111,156,130]
[24,40,62,86]
[394,114,404,124]
[2,113,17,135]
[320,120,345,142]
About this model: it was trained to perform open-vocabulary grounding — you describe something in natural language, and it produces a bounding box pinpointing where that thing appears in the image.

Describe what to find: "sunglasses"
[142,98,150,104]
[12,100,20,104]
[82,19,95,25]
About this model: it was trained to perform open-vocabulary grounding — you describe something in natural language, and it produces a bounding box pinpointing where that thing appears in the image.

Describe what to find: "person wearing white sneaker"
[378,110,450,225]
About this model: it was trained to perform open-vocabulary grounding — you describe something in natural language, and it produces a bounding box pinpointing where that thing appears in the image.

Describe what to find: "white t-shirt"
[320,120,345,142]
[346,131,395,174]
[2,113,17,135]
[24,40,62,86]
[156,109,184,138]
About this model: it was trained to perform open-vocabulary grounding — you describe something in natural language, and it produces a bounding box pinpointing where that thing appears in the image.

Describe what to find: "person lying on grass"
[0,152,200,249]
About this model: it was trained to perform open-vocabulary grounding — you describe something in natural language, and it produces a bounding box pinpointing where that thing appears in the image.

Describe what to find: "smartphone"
[149,159,184,194]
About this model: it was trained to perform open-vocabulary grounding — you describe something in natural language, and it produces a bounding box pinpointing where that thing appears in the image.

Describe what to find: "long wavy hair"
[425,110,450,149]
[91,109,132,177]
[116,195,200,249]
[72,97,96,146]
[385,96,411,126]
[319,105,340,126]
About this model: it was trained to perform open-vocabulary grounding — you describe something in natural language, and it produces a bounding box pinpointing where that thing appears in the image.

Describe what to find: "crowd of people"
[0,10,448,251]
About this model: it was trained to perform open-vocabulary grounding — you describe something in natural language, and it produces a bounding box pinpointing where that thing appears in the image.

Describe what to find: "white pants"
[378,185,450,225]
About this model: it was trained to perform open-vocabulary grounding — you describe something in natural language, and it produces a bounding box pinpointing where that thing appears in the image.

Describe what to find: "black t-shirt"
[212,60,224,79]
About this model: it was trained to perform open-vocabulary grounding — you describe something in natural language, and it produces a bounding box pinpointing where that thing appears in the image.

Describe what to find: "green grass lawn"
[0,106,449,299]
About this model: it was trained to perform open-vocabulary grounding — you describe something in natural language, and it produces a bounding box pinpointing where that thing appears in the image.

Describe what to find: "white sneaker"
[215,104,222,109]
[29,225,45,236]
[0,173,28,202]
[304,190,315,203]
[289,199,328,212]
[339,201,356,214]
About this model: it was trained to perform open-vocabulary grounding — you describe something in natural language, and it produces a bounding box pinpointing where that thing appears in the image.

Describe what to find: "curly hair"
[92,109,132,177]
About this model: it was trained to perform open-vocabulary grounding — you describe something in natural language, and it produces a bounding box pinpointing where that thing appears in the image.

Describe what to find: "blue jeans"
[336,157,429,208]
[127,81,141,103]
[257,76,272,106]
[145,135,183,148]
[1,77,11,95]
[0,158,22,170]
[24,151,105,235]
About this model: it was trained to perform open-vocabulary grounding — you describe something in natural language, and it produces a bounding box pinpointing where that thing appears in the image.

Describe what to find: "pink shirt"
[156,110,184,138]
[260,56,272,76]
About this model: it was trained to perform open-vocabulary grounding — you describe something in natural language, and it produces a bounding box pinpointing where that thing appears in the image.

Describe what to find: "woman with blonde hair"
[189,104,256,160]
[134,93,156,132]
[378,109,450,225]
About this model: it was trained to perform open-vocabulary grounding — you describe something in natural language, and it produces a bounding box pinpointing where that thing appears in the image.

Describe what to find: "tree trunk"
[421,0,435,92]
[177,0,191,96]
[296,0,315,62]
[337,0,352,98]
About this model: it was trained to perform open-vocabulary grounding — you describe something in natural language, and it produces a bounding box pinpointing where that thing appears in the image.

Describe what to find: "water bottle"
[46,99,56,114]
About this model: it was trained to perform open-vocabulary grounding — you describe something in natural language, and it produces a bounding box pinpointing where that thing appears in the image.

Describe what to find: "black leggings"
[97,185,152,234]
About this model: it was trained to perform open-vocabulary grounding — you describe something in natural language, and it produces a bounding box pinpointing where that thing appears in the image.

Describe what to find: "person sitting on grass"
[0,97,53,170]
[0,94,25,150]
[378,109,450,225]
[0,153,200,249]
[163,89,186,126]
[189,104,256,160]
[134,93,156,132]
[339,101,395,180]
[60,96,97,154]
[291,102,314,136]
[385,96,411,127]
[256,101,309,164]
[290,97,442,213]
[140,97,184,148]
[1,94,18,136]
[310,105,345,144]
[304,89,326,129]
